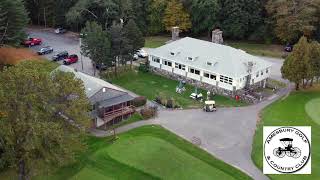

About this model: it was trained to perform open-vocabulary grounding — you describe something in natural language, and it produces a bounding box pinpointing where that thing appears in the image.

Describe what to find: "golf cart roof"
[205,101,215,105]
[280,138,293,141]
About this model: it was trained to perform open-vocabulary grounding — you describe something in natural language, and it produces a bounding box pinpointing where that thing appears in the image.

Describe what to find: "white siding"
[187,73,201,81]
[162,64,173,72]
[173,68,186,76]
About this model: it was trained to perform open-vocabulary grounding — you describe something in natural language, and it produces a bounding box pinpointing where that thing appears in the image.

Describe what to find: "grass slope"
[252,91,320,179]
[145,36,170,48]
[110,70,246,108]
[27,126,251,180]
[225,41,284,58]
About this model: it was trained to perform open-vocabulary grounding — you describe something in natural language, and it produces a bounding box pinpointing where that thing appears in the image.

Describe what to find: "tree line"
[1,0,320,46]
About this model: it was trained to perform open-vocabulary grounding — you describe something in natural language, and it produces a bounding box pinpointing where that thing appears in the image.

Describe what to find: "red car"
[22,38,42,46]
[63,54,78,65]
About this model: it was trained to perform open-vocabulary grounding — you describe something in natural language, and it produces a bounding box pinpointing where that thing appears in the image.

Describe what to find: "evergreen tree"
[123,19,145,67]
[308,41,320,85]
[81,21,112,75]
[163,0,191,32]
[281,37,310,90]
[147,0,166,34]
[0,61,90,179]
[218,0,262,39]
[185,0,220,36]
[0,0,28,45]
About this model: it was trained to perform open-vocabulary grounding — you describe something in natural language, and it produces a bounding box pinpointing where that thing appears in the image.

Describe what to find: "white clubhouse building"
[149,37,273,91]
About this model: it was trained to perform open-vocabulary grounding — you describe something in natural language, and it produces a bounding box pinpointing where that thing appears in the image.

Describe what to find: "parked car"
[63,54,78,65]
[37,46,53,55]
[21,38,42,46]
[136,49,148,58]
[284,44,293,52]
[52,51,68,61]
[95,63,108,71]
[55,27,67,34]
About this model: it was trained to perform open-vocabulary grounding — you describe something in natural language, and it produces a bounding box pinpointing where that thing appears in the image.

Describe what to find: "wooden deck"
[103,106,135,123]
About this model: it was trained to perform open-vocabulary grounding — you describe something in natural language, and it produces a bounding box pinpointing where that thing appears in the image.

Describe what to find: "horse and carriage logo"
[273,138,301,159]
[263,127,311,174]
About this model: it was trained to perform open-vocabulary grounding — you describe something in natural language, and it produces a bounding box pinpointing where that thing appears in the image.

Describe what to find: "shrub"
[133,96,147,107]
[166,98,174,108]
[140,106,158,119]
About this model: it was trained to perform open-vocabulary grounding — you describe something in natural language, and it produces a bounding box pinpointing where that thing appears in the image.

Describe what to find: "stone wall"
[150,67,261,104]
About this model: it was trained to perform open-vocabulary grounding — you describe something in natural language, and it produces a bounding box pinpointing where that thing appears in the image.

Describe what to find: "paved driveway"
[27,28,96,76]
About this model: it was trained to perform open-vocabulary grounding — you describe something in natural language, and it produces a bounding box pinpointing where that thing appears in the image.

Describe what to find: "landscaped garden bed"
[106,70,246,108]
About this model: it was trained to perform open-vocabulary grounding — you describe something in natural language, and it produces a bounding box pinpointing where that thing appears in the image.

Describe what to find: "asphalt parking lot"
[27,28,96,76]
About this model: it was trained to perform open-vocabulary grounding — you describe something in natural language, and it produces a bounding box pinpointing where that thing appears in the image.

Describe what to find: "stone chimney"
[212,29,223,44]
[172,27,180,41]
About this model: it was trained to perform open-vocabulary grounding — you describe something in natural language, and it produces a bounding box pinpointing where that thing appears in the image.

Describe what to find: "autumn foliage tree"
[163,0,191,32]
[0,61,90,180]
[267,0,320,43]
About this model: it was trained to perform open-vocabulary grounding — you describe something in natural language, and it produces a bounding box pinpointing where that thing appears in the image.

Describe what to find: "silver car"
[37,46,53,55]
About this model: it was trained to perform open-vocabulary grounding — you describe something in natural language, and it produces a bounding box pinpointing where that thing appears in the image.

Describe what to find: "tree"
[163,0,191,32]
[0,61,90,180]
[122,19,145,68]
[109,24,123,76]
[184,0,220,36]
[266,0,320,43]
[218,0,263,39]
[0,0,28,45]
[67,0,119,30]
[147,0,167,34]
[81,21,112,76]
[281,37,310,90]
[308,41,320,85]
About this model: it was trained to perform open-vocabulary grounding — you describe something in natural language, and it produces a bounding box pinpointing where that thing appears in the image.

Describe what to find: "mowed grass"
[252,90,320,180]
[145,36,170,48]
[1,126,251,180]
[110,70,246,108]
[225,41,284,58]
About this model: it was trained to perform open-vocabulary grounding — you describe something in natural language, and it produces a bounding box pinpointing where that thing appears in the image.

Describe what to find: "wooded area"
[1,0,320,46]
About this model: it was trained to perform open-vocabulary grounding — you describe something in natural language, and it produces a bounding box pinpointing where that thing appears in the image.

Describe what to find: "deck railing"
[103,105,135,123]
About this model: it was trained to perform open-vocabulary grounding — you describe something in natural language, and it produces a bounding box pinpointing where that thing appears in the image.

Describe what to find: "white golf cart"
[203,100,216,112]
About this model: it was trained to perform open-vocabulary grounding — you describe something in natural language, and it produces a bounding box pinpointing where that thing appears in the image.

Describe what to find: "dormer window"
[170,52,175,56]
[207,62,212,66]
[188,57,193,61]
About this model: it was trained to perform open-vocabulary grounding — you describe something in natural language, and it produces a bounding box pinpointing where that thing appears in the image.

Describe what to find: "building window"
[210,74,216,80]
[220,75,233,85]
[204,72,216,80]
[188,57,193,61]
[152,57,160,63]
[266,68,269,73]
[207,62,212,66]
[175,63,186,70]
[256,72,259,78]
[189,68,200,75]
[261,71,264,76]
[163,60,172,67]
[170,52,175,56]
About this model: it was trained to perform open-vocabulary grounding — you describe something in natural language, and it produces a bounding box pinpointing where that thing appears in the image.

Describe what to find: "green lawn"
[109,70,246,108]
[223,41,284,58]
[145,36,170,48]
[0,126,252,180]
[252,90,320,179]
